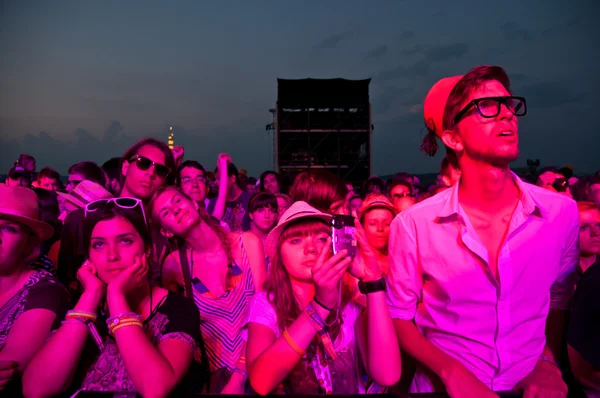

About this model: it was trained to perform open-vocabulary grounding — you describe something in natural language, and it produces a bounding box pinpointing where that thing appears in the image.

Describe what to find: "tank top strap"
[237,232,250,271]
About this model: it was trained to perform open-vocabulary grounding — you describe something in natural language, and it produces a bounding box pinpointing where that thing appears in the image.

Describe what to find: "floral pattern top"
[79,291,205,394]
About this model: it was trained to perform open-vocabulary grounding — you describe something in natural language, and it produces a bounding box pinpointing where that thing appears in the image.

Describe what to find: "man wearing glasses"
[387,65,578,397]
[387,173,417,213]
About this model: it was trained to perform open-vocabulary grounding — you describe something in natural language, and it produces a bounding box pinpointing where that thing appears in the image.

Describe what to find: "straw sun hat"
[0,185,54,240]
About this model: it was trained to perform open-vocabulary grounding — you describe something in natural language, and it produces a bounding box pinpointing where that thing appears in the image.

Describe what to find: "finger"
[322,257,352,282]
[314,250,347,279]
[323,249,349,268]
[312,237,333,274]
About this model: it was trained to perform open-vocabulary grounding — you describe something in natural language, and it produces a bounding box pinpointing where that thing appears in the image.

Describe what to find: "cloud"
[500,22,533,42]
[378,59,430,81]
[423,42,469,63]
[520,81,587,109]
[373,86,413,114]
[377,42,468,82]
[541,15,584,36]
[398,30,415,40]
[313,29,356,50]
[364,45,388,61]
[402,44,424,56]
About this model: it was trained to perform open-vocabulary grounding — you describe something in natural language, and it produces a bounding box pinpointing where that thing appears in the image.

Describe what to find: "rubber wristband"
[313,296,333,312]
[539,355,561,370]
[283,329,305,356]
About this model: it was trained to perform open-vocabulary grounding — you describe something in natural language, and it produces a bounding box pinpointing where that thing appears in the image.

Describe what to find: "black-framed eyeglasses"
[129,155,171,178]
[453,96,527,125]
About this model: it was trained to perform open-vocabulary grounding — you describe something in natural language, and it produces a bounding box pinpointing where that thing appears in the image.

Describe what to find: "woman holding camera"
[245,201,401,395]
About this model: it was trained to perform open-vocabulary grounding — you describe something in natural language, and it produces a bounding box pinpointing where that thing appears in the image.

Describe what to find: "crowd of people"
[1,64,599,397]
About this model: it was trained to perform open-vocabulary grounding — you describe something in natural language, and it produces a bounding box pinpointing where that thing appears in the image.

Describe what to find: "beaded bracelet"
[106,312,142,325]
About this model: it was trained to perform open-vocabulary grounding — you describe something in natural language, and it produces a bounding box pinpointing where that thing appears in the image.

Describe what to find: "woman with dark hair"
[0,186,69,396]
[260,171,282,195]
[150,185,266,394]
[23,198,203,397]
[289,170,349,215]
[249,192,278,245]
[245,201,401,395]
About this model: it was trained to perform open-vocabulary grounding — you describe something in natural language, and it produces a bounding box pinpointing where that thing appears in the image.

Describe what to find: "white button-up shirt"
[387,174,579,392]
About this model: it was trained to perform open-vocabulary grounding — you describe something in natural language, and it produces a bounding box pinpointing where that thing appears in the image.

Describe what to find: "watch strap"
[358,277,386,294]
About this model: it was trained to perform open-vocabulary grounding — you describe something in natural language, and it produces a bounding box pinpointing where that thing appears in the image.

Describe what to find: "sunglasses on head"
[129,155,171,178]
[453,96,527,125]
[84,197,147,223]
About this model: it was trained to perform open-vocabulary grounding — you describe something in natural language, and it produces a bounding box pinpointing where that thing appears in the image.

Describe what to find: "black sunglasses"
[129,155,171,178]
[453,96,527,125]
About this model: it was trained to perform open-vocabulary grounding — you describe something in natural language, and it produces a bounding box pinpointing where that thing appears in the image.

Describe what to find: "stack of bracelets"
[106,312,144,335]
[62,310,104,350]
[281,301,338,361]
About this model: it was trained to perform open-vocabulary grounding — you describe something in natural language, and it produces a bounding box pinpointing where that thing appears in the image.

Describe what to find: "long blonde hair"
[149,185,234,263]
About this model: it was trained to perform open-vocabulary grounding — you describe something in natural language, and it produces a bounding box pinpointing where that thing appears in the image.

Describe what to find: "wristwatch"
[358,277,386,294]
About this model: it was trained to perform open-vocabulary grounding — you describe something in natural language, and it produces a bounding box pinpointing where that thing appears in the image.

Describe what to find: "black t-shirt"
[77,291,207,395]
[2,272,70,396]
[568,259,600,368]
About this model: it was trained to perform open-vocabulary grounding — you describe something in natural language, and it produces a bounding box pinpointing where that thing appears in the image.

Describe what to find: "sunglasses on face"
[129,155,171,178]
[84,197,147,223]
[453,96,527,125]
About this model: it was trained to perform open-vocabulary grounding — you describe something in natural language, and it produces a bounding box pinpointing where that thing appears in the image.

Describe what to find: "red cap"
[423,75,463,137]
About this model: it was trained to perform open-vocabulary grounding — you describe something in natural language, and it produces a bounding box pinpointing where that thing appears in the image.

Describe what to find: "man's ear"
[160,227,174,239]
[122,160,130,178]
[440,129,464,153]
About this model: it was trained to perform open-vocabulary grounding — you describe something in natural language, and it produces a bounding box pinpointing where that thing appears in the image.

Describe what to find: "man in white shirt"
[387,65,578,398]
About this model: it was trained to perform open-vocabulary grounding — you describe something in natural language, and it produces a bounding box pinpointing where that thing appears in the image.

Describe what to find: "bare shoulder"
[241,231,263,250]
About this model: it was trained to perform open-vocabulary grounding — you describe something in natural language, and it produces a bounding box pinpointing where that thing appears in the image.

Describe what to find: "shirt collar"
[437,171,544,219]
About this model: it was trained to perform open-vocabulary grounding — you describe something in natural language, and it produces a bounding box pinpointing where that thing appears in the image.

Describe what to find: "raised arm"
[351,217,401,387]
[210,153,231,221]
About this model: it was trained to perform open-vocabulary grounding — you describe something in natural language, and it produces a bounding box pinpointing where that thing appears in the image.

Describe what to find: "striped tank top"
[189,233,255,373]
